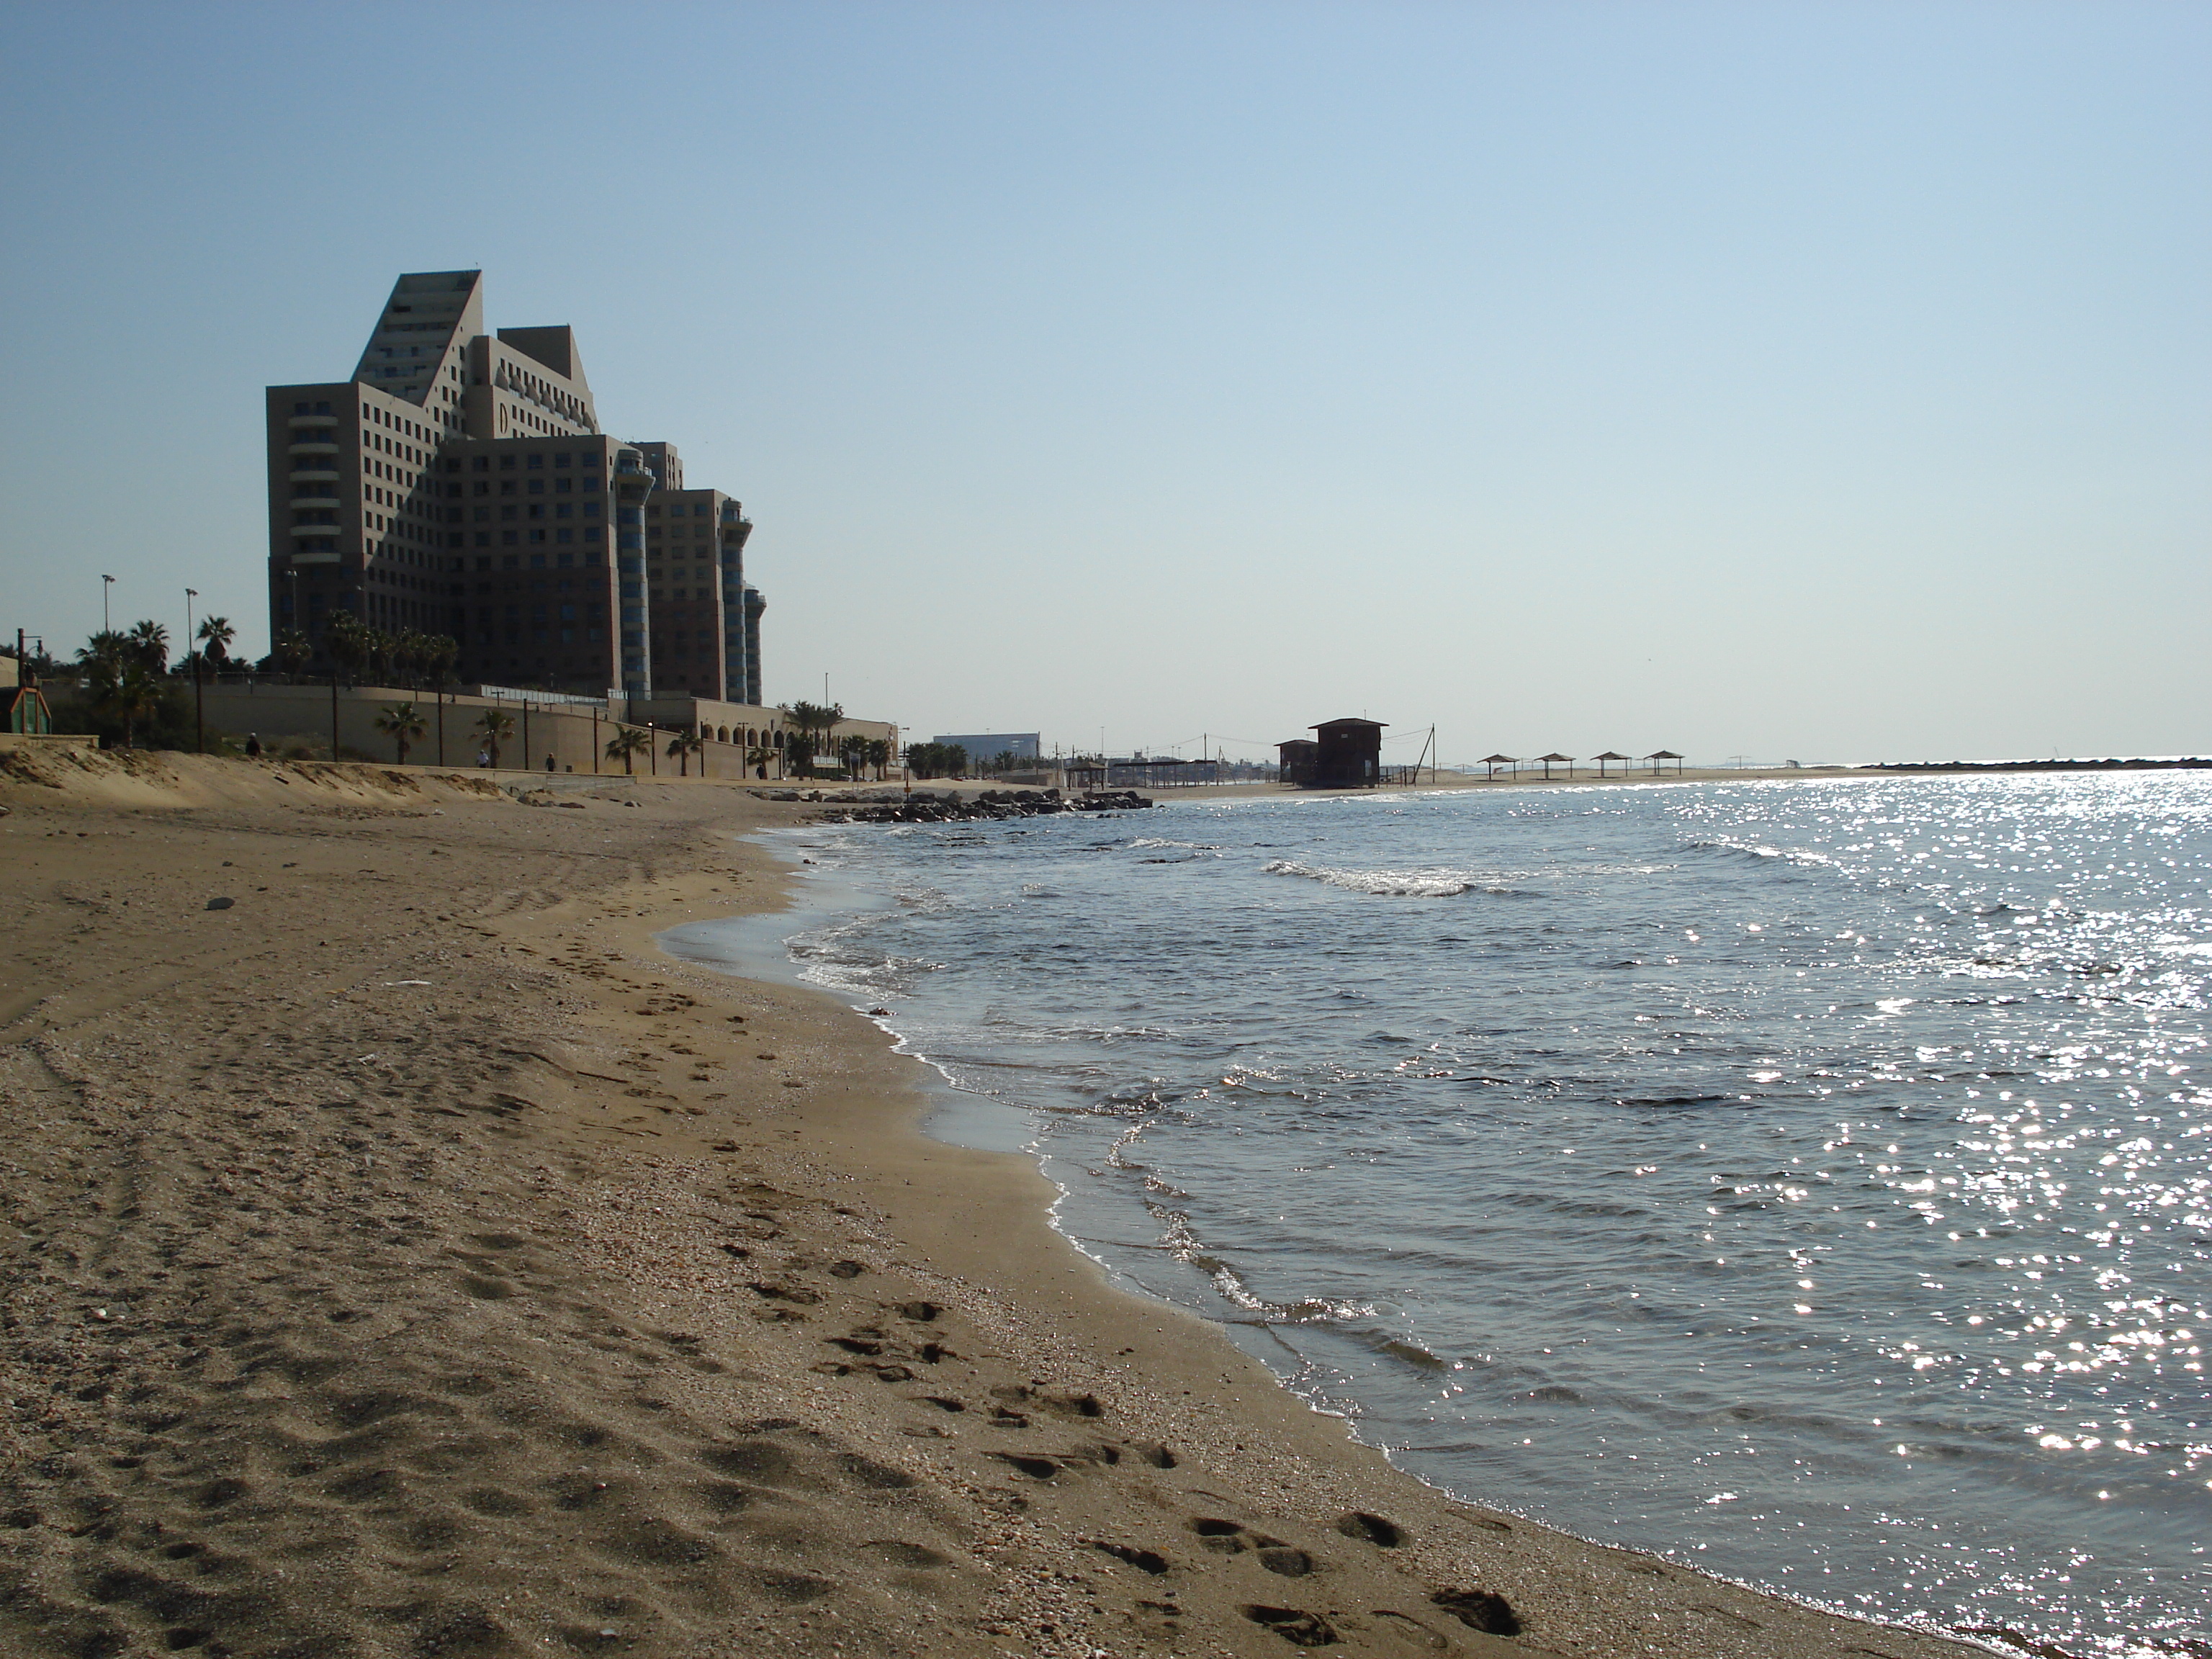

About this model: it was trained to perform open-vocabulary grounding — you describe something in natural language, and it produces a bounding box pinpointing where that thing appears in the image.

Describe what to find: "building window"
[502,532,518,547]
[529,529,546,544]
[557,528,573,544]
[555,504,572,521]
[475,533,491,549]
[528,478,544,495]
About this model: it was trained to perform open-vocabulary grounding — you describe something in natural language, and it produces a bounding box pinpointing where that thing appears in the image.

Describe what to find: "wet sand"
[0,747,1981,1658]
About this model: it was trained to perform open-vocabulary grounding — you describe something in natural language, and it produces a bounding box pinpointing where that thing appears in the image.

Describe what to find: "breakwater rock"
[780,786,1154,823]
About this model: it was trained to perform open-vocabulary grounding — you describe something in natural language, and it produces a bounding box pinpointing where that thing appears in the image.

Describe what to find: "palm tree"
[475,709,516,769]
[420,634,459,688]
[324,613,369,684]
[272,630,311,680]
[745,745,774,780]
[76,634,165,748]
[837,733,869,779]
[782,700,842,773]
[606,726,651,775]
[373,701,427,765]
[364,627,397,685]
[125,620,171,674]
[78,631,130,674]
[195,616,236,671]
[666,730,705,776]
[865,737,891,781]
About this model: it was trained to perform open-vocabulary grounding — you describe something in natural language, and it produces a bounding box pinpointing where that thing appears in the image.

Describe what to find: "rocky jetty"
[763,786,1154,822]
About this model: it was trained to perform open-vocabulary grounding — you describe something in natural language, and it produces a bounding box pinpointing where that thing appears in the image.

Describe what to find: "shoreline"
[0,750,1987,1658]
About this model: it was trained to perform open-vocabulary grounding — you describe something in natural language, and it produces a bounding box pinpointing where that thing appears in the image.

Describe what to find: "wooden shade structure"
[1645,749,1684,775]
[1592,750,1631,777]
[1480,752,1517,780]
[1536,751,1574,780]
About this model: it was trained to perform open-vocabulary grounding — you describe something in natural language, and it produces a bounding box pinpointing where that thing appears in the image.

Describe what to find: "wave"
[1262,859,1518,898]
[1681,837,1833,870]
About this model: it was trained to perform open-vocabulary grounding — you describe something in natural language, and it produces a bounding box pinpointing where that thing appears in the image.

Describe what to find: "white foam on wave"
[1688,835,1834,868]
[1263,858,1480,898]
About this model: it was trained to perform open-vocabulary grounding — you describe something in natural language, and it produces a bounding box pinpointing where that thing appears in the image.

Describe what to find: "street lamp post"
[186,588,202,754]
[102,574,114,634]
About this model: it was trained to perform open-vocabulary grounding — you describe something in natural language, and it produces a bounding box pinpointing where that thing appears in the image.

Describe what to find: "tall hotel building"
[266,271,764,703]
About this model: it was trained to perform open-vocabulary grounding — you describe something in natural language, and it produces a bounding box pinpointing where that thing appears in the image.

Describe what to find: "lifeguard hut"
[1275,737,1318,786]
[4,654,52,736]
[1310,718,1385,788]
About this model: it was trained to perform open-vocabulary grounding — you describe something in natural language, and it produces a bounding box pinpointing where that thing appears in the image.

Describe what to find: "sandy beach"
[0,747,1986,1659]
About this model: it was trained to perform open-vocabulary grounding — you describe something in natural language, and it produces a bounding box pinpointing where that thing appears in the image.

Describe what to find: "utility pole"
[186,588,202,754]
[101,574,114,634]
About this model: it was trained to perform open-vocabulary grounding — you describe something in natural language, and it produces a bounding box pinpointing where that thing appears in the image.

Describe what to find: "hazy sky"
[1,1,2204,764]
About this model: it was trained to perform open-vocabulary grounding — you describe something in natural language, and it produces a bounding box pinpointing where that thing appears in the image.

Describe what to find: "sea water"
[664,775,2211,1655]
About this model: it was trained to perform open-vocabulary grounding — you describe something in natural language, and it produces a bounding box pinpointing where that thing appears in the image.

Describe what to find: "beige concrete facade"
[199,683,799,780]
[266,272,763,704]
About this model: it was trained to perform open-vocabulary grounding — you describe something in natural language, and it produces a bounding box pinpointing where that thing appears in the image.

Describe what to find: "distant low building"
[933,732,1040,762]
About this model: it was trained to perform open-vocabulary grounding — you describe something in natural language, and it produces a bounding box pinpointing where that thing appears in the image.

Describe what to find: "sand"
[0,747,1984,1659]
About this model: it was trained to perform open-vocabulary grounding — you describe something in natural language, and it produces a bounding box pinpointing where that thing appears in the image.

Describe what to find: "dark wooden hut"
[1276,738,1319,787]
[1311,718,1385,788]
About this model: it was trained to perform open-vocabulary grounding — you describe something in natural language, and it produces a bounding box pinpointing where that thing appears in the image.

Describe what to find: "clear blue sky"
[2,1,2204,763]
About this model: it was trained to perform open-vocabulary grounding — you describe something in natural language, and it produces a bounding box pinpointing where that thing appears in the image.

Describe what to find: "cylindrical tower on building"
[742,586,765,708]
[613,446,655,699]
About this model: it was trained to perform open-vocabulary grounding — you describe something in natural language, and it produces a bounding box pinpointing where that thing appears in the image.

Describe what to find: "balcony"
[289,521,341,536]
[290,495,341,511]
[289,468,340,483]
[287,413,338,429]
[289,550,343,566]
[288,440,339,457]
